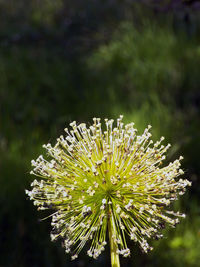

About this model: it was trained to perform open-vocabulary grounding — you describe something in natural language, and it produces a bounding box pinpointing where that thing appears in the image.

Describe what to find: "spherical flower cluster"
[26,116,191,260]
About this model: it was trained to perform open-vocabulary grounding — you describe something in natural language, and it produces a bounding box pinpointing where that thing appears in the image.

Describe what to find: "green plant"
[87,22,180,109]
[26,116,191,266]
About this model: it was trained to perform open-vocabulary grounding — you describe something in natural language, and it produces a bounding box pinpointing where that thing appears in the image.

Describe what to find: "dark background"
[0,0,200,266]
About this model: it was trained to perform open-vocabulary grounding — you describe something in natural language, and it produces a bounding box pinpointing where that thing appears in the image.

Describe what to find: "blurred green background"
[0,1,200,266]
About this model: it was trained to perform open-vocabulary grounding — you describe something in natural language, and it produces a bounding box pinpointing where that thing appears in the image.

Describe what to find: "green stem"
[108,214,120,267]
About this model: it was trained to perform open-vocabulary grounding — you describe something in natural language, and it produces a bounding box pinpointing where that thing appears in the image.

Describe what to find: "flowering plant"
[26,116,191,267]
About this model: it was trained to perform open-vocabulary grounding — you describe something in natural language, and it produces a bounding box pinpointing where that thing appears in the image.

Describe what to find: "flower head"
[26,116,191,259]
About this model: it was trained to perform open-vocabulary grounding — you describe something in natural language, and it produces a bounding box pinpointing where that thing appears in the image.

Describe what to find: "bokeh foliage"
[0,1,200,266]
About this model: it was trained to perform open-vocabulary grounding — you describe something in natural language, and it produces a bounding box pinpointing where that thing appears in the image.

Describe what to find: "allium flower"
[26,116,191,266]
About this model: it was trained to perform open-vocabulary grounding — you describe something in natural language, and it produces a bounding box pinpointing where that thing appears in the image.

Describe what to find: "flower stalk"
[108,210,120,267]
